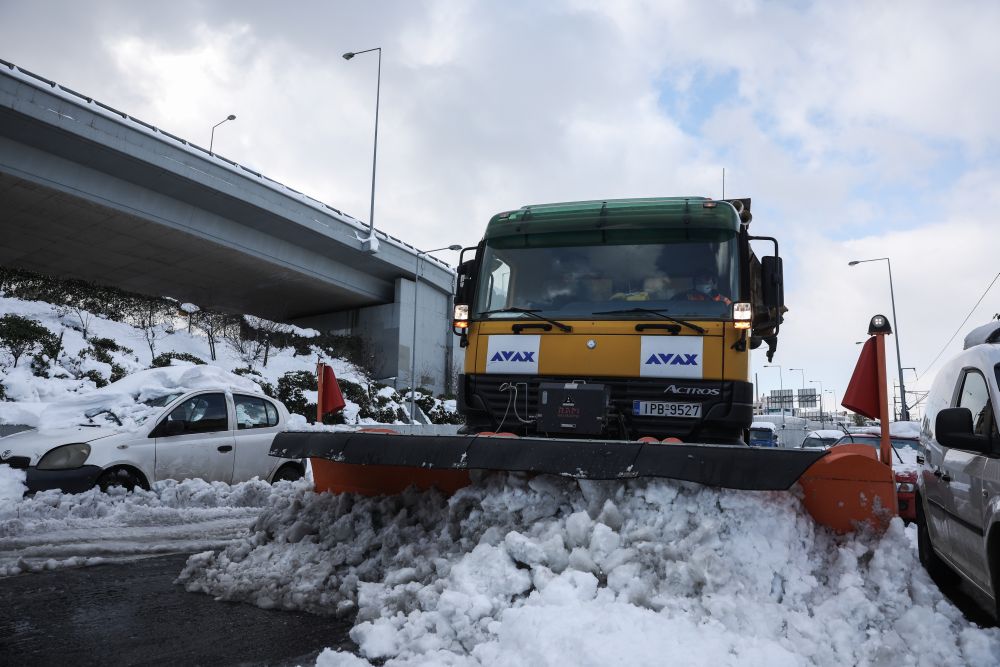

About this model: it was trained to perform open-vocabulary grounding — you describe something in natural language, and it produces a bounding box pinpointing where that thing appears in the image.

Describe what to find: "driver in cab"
[681,271,732,305]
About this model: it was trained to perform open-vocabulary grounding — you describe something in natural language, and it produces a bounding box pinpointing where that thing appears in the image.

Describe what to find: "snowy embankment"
[178,475,1000,666]
[0,462,303,576]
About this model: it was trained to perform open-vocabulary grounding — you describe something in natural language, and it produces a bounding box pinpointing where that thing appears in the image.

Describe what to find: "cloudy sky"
[2,0,998,415]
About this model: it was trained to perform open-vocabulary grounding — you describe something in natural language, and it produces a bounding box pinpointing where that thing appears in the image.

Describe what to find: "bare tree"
[180,303,200,334]
[222,317,267,369]
[243,315,292,367]
[192,310,231,361]
[56,304,94,340]
[124,299,172,362]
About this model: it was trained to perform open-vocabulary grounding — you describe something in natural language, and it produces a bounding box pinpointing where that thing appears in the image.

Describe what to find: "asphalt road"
[0,554,357,667]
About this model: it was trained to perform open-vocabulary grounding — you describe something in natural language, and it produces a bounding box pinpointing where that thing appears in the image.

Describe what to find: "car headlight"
[895,482,915,493]
[36,443,91,470]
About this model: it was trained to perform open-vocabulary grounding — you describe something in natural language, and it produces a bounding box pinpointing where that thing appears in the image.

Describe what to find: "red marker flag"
[842,337,880,420]
[317,363,346,421]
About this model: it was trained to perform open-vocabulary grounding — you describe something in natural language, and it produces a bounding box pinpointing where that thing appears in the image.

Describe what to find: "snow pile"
[8,365,266,431]
[0,477,302,576]
[178,476,1000,666]
[860,421,922,439]
[0,464,27,502]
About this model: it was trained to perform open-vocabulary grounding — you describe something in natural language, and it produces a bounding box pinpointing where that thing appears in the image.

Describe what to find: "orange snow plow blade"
[312,458,471,496]
[310,428,470,496]
[278,432,899,532]
[798,444,897,533]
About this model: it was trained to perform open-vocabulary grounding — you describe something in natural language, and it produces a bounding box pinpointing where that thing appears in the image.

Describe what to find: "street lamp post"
[789,367,805,416]
[409,244,462,426]
[209,114,236,153]
[810,380,825,427]
[849,257,909,420]
[343,47,382,253]
[764,363,784,427]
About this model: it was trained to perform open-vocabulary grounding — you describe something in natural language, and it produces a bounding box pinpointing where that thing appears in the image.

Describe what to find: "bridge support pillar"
[293,277,455,397]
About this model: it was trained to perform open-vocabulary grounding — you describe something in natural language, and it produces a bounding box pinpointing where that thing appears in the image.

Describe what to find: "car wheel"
[272,463,303,483]
[96,467,145,493]
[917,500,958,585]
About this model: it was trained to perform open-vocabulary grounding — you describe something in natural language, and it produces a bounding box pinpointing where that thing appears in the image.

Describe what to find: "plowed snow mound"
[0,477,288,575]
[178,476,1000,666]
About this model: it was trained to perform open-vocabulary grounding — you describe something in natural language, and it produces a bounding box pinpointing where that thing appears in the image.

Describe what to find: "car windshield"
[749,429,772,439]
[142,393,183,409]
[475,230,740,320]
[133,392,184,423]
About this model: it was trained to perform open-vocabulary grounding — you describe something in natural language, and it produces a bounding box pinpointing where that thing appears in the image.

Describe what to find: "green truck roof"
[484,197,744,241]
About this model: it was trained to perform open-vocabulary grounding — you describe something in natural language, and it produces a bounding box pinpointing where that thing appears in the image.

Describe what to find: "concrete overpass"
[0,60,457,394]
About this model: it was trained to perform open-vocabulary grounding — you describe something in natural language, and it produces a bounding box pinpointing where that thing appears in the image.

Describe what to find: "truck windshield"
[475,234,740,320]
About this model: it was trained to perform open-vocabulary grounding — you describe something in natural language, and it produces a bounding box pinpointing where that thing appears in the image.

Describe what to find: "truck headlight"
[37,443,91,470]
[453,304,469,329]
[733,302,752,330]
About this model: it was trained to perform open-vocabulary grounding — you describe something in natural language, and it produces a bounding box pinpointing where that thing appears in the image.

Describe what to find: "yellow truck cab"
[452,196,785,444]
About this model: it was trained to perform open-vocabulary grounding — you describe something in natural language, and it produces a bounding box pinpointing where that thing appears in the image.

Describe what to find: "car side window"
[265,401,279,426]
[164,393,229,434]
[955,370,996,438]
[234,394,279,429]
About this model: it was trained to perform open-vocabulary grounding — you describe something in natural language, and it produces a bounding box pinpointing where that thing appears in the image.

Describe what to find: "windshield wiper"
[591,308,706,334]
[839,433,905,463]
[478,307,572,332]
[84,408,123,426]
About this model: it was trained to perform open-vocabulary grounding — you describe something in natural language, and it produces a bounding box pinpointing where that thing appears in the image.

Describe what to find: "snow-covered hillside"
[0,294,453,428]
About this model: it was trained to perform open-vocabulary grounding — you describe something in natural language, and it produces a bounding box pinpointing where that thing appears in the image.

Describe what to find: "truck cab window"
[474,232,740,320]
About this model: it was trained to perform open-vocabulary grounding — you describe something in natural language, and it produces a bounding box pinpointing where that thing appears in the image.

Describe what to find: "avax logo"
[644,353,698,366]
[490,350,535,363]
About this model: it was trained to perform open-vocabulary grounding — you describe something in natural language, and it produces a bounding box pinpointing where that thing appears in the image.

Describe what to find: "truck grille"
[464,374,745,439]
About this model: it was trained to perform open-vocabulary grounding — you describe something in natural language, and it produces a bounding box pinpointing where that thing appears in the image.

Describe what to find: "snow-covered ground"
[172,474,1000,667]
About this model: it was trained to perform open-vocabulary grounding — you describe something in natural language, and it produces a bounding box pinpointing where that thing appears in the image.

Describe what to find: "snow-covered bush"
[276,370,318,418]
[152,351,206,367]
[0,313,57,368]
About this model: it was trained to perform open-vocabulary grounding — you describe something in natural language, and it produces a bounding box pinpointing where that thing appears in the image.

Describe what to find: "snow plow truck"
[272,197,899,533]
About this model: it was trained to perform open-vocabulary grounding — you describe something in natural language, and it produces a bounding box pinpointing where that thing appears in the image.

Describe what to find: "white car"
[0,388,303,493]
[917,321,1000,620]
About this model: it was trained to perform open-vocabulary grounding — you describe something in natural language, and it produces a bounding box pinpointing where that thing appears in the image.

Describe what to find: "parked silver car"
[917,322,1000,619]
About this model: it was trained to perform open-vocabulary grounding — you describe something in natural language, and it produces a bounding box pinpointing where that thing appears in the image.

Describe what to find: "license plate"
[632,401,701,418]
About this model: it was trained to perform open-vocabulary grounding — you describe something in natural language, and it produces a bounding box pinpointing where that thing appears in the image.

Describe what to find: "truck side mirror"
[455,259,476,306]
[761,256,784,312]
[936,407,989,453]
